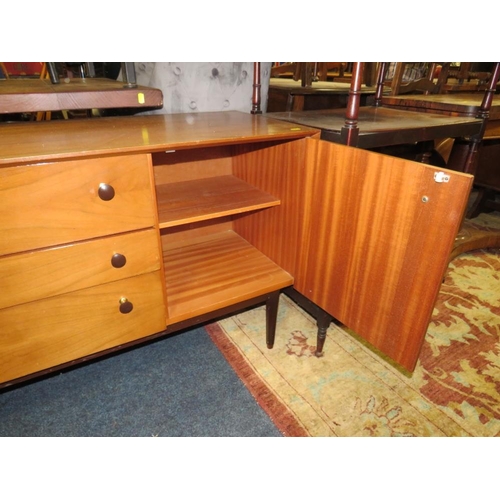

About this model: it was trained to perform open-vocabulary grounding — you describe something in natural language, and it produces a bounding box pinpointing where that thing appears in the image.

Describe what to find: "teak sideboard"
[0,111,473,386]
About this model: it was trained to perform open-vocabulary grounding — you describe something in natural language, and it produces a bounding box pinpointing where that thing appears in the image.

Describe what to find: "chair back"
[381,62,450,96]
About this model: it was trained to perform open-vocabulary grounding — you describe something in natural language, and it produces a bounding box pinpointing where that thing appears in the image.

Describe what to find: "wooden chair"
[293,62,347,85]
[0,62,44,79]
[45,62,137,87]
[385,62,450,95]
[383,62,499,96]
[270,62,363,87]
[444,62,499,93]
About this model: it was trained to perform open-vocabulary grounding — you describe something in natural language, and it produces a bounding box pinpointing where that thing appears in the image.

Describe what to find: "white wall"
[132,62,271,114]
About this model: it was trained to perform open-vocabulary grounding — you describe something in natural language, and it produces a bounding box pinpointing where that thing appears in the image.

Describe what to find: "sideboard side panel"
[233,139,311,278]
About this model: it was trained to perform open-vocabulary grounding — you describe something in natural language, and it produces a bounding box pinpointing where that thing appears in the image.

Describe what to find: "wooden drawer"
[0,229,161,310]
[0,271,167,385]
[0,154,156,256]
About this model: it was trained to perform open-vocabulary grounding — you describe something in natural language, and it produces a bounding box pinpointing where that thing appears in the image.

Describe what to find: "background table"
[267,79,380,112]
[0,78,163,115]
[381,93,500,139]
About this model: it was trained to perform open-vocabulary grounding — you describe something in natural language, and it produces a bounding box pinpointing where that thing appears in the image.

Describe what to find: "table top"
[0,77,164,114]
[268,106,483,149]
[0,111,319,166]
[381,92,500,119]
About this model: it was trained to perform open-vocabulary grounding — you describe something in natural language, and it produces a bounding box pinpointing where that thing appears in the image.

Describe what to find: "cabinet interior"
[151,143,294,326]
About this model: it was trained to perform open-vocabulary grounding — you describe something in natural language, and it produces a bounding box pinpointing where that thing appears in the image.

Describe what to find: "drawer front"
[0,272,167,385]
[0,229,161,310]
[0,154,156,256]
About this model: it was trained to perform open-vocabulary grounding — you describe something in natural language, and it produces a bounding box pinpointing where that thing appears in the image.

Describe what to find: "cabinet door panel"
[298,139,473,372]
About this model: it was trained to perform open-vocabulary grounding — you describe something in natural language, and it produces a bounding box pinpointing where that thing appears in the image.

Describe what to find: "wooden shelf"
[156,175,280,229]
[163,230,293,324]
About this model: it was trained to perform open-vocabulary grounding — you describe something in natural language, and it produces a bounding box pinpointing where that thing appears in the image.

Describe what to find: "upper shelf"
[156,175,280,229]
[0,77,163,114]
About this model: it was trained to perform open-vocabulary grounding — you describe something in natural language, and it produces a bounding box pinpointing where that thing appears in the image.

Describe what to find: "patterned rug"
[207,212,500,437]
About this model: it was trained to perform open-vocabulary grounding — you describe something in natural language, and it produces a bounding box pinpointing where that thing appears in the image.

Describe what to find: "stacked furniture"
[268,62,500,354]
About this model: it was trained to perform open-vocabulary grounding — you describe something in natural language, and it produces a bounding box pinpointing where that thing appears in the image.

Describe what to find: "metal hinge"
[434,172,450,183]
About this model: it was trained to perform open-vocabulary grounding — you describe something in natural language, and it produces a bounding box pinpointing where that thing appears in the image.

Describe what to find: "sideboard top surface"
[0,111,319,166]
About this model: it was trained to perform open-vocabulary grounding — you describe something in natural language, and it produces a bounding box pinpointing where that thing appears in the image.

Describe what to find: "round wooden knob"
[98,183,115,201]
[119,297,133,314]
[111,253,127,268]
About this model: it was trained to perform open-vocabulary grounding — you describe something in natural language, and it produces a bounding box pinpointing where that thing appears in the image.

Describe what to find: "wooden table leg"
[284,287,333,356]
[266,291,281,349]
[314,309,333,357]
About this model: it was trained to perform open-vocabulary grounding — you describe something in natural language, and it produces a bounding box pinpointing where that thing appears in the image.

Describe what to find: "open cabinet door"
[294,138,473,372]
[233,137,473,372]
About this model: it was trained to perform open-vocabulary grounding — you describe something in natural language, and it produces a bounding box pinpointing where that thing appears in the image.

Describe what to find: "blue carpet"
[0,327,282,437]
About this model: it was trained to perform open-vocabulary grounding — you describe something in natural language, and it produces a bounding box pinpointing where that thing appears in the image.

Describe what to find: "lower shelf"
[163,230,294,324]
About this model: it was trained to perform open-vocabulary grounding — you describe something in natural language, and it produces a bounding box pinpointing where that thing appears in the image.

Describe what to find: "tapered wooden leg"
[315,309,333,357]
[266,291,281,349]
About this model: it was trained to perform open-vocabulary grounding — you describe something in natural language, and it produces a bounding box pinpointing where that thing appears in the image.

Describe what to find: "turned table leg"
[283,287,334,356]
[314,309,333,357]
